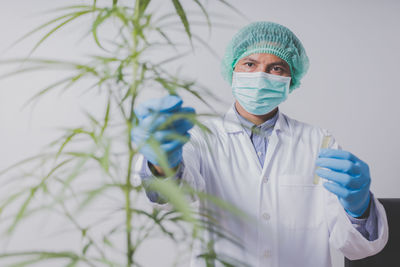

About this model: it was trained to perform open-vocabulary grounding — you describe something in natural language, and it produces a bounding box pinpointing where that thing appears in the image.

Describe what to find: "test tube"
[313,135,332,185]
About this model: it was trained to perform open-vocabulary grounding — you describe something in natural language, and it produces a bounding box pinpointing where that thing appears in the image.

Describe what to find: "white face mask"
[232,72,291,115]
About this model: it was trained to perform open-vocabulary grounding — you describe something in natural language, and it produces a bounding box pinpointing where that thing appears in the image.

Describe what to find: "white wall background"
[0,0,399,266]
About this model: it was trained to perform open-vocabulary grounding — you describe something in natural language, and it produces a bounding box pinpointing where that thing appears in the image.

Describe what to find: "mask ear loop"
[313,135,332,185]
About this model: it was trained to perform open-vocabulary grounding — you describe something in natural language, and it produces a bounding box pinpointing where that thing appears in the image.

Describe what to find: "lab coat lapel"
[261,131,279,178]
[223,105,263,173]
[260,111,289,178]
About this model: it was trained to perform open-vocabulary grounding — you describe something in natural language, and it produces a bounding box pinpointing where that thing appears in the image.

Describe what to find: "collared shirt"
[233,106,278,168]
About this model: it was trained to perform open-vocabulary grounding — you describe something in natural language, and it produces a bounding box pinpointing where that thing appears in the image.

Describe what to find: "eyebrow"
[269,60,288,66]
[241,57,288,67]
[241,57,260,63]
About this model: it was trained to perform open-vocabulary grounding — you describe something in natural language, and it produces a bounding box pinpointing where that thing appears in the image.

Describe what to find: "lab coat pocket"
[278,175,324,230]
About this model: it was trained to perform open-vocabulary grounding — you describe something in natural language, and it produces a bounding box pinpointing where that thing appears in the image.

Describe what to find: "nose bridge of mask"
[233,72,291,91]
[235,87,283,100]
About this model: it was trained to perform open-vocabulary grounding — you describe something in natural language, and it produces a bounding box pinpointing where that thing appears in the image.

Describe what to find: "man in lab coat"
[132,21,388,267]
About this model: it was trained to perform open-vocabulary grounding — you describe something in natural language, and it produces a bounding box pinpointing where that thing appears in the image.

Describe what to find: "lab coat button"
[262,212,270,220]
[257,151,262,156]
[262,177,268,183]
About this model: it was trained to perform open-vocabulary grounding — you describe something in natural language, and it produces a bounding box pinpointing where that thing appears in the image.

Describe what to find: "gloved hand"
[131,95,195,168]
[316,149,371,218]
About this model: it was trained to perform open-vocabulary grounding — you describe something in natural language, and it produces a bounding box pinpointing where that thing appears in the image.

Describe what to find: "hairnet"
[221,21,309,92]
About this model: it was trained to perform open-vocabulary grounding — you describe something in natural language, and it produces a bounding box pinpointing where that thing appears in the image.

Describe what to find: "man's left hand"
[316,149,371,218]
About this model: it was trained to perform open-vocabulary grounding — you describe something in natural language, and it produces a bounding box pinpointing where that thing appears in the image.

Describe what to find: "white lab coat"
[136,106,389,267]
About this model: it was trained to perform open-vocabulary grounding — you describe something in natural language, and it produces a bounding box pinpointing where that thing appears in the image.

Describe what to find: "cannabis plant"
[0,0,247,266]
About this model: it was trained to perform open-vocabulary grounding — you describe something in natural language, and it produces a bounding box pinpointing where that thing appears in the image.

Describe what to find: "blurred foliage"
[0,0,249,266]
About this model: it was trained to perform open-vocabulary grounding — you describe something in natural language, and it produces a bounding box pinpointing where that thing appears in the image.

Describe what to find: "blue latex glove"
[131,95,195,168]
[316,149,371,218]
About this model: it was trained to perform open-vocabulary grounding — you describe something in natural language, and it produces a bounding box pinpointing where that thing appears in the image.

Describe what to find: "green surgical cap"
[221,21,309,92]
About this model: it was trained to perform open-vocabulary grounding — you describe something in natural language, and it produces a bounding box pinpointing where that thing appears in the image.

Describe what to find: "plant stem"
[125,151,134,267]
[125,1,141,266]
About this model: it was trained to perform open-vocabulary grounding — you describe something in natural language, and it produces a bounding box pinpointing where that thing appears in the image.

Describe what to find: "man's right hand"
[131,95,195,174]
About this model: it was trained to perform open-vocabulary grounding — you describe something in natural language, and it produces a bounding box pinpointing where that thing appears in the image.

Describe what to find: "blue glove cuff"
[345,192,371,218]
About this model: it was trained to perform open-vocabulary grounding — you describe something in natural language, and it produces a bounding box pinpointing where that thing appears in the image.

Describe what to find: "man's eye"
[272,66,283,72]
[245,62,254,67]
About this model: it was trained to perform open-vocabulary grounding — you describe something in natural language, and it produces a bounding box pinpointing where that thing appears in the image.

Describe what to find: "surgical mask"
[232,72,291,115]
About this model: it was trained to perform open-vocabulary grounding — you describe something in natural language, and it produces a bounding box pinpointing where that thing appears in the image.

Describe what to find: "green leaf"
[192,0,212,34]
[82,241,92,255]
[65,258,79,267]
[23,76,77,107]
[103,236,113,248]
[0,190,27,217]
[0,251,81,263]
[113,6,130,26]
[7,9,91,51]
[100,97,111,137]
[191,33,219,58]
[91,8,114,50]
[28,10,95,56]
[171,0,192,45]
[59,157,89,196]
[145,137,177,178]
[155,51,192,66]
[201,201,248,228]
[0,153,51,176]
[7,159,73,234]
[139,0,151,15]
[100,140,111,173]
[5,256,50,267]
[55,130,81,159]
[146,178,195,223]
[76,185,109,213]
[154,27,177,50]
[0,66,49,80]
[216,0,247,19]
[39,5,100,14]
